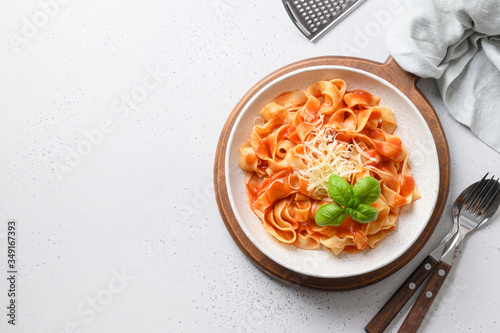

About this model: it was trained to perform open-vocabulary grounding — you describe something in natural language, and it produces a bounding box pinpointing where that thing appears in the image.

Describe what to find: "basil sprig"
[315,174,381,226]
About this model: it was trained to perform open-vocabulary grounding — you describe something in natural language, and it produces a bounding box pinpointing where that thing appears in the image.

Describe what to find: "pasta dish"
[238,79,419,255]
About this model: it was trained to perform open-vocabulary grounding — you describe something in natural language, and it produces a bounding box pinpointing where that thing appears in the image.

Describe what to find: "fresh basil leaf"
[347,194,360,208]
[346,204,379,223]
[328,174,353,206]
[352,177,381,205]
[315,204,347,227]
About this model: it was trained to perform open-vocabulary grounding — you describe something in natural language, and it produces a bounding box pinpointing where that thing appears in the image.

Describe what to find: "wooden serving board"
[213,56,450,290]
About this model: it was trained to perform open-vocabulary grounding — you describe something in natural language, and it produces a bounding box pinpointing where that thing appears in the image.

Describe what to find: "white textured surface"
[0,0,498,332]
[226,65,439,278]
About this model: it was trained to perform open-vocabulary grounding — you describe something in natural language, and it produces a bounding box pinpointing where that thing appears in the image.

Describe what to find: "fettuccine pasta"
[239,78,420,255]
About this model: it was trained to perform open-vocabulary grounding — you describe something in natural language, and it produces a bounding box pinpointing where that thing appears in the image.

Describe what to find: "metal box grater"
[283,0,365,42]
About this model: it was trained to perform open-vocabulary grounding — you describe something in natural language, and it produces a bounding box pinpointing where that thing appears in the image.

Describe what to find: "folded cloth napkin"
[386,0,500,153]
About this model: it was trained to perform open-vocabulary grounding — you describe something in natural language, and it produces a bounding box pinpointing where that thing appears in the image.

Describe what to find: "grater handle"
[381,56,419,94]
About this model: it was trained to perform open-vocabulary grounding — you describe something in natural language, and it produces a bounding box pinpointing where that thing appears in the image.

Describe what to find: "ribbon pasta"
[239,79,420,255]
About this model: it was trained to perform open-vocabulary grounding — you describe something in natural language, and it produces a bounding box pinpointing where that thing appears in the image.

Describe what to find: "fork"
[398,175,500,333]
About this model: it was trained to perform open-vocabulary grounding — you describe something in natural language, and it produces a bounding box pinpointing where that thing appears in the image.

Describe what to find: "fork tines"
[465,173,500,216]
[464,173,489,211]
[476,177,500,217]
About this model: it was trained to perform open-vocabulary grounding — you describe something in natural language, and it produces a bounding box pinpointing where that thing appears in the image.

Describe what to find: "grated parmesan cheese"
[296,127,376,199]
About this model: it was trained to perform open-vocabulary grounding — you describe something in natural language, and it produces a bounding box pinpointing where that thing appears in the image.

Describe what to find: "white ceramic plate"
[225,65,440,278]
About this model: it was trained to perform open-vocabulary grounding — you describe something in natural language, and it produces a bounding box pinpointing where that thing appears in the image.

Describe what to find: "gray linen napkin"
[386,0,500,153]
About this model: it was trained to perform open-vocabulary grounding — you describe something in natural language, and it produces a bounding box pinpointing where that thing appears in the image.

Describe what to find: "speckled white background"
[0,0,499,332]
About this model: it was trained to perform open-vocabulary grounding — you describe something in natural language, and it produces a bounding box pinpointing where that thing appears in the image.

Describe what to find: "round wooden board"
[214,56,450,290]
